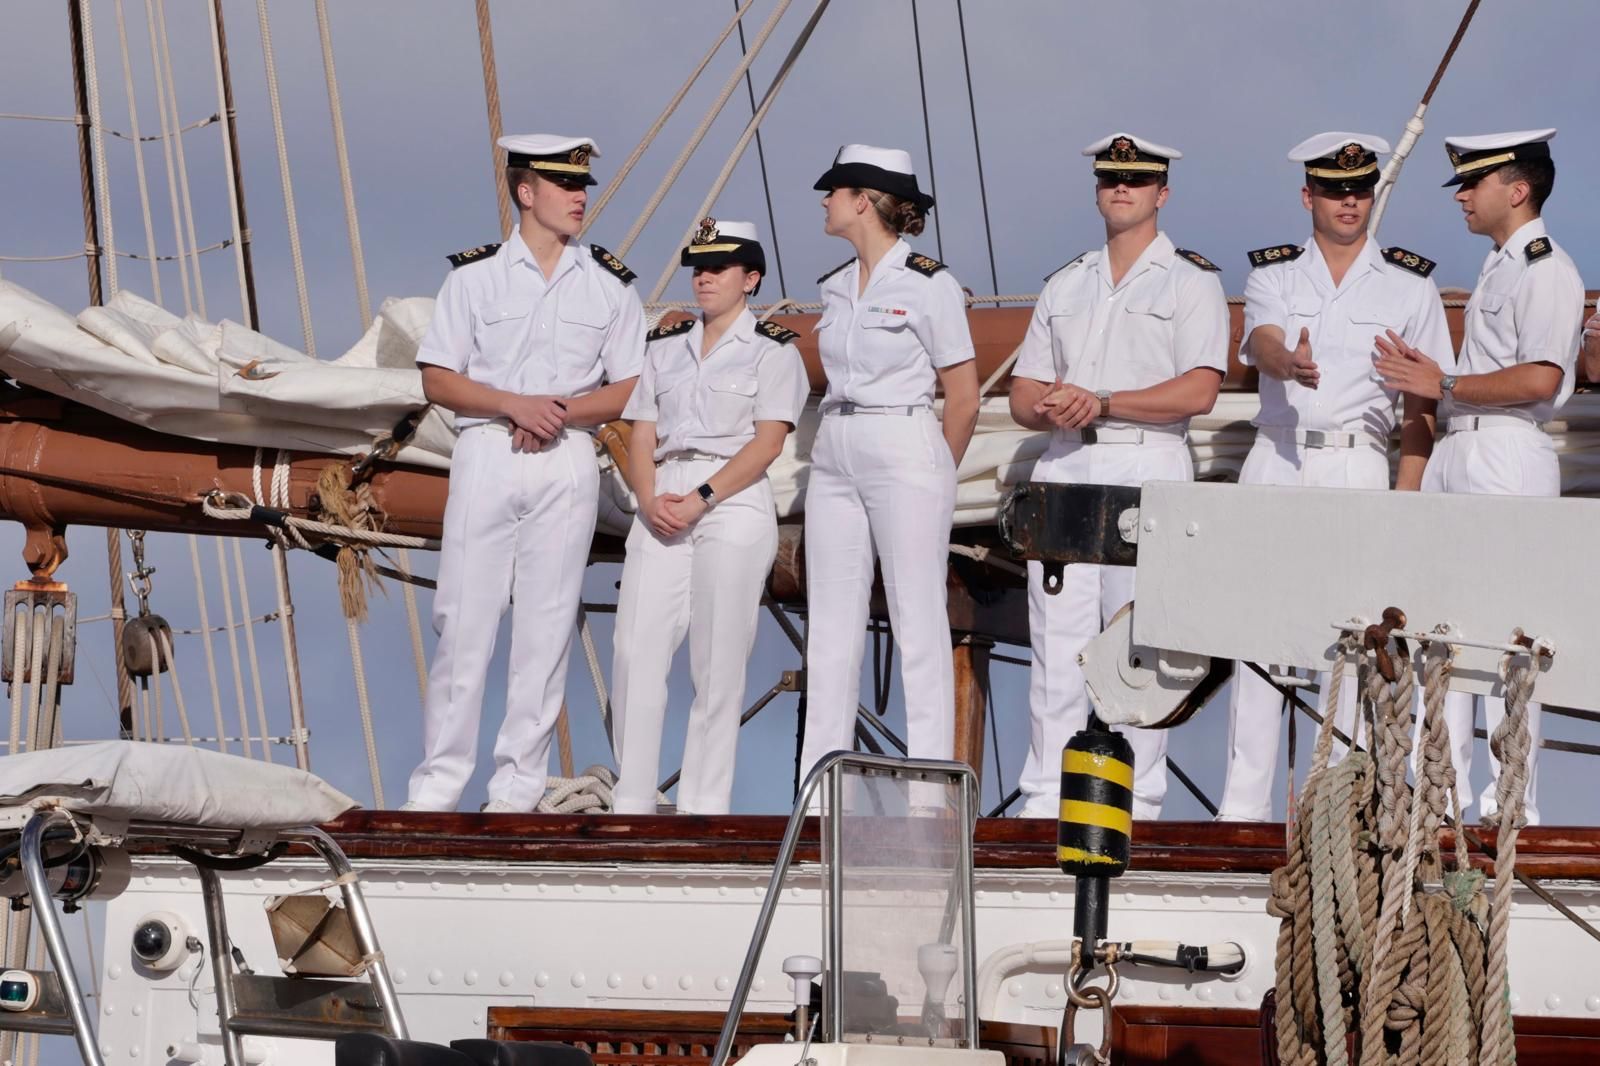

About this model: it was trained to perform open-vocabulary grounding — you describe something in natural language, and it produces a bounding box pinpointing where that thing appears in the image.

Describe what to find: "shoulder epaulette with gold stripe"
[1045,252,1088,280]
[591,244,636,284]
[755,320,799,346]
[1383,246,1436,278]
[447,243,500,269]
[1524,236,1553,264]
[1247,244,1303,268]
[1175,248,1221,272]
[905,252,948,277]
[646,319,693,342]
[817,258,853,285]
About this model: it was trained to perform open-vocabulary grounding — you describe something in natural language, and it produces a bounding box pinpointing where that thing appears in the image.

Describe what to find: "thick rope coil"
[537,766,619,815]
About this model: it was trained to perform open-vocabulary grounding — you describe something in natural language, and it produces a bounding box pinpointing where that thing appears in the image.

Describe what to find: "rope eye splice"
[1056,722,1134,1066]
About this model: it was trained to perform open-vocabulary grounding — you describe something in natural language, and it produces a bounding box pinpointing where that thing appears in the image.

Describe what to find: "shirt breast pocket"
[1472,290,1517,359]
[475,300,530,351]
[859,310,912,334]
[1124,292,1177,376]
[703,374,759,435]
[1047,302,1090,376]
[558,302,610,373]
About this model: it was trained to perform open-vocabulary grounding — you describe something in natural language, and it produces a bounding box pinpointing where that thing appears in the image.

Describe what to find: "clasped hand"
[1034,380,1099,429]
[502,394,569,454]
[640,492,707,538]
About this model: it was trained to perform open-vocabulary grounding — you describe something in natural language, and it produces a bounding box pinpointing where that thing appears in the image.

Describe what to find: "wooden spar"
[952,637,992,782]
[0,391,447,576]
[210,0,262,331]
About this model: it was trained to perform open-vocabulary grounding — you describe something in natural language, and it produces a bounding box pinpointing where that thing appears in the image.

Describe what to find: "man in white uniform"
[1377,129,1585,825]
[404,135,644,813]
[1010,133,1229,819]
[1215,133,1452,822]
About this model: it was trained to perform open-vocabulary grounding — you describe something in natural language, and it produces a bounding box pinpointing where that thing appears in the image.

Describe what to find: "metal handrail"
[709,751,980,1066]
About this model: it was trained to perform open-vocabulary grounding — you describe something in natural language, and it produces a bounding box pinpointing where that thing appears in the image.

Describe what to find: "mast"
[211,0,261,329]
[66,0,136,735]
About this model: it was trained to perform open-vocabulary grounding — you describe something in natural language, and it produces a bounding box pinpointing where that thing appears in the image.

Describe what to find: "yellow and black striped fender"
[1057,728,1134,878]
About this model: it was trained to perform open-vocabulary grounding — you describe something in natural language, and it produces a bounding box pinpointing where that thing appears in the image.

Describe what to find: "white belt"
[1444,415,1542,435]
[1258,426,1385,450]
[822,402,931,417]
[657,449,723,465]
[473,417,578,439]
[1058,425,1186,445]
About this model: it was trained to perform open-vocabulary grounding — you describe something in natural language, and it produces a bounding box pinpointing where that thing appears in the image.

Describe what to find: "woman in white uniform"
[799,145,981,780]
[610,219,808,815]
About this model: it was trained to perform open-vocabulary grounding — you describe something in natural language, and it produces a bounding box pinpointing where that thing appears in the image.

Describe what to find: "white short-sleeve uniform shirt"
[1012,233,1229,432]
[814,239,975,407]
[1241,237,1453,435]
[1443,218,1585,426]
[622,309,809,459]
[416,231,646,428]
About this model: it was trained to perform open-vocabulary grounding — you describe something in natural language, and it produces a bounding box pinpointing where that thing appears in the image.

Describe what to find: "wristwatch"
[1095,389,1113,419]
[696,482,718,506]
[1439,374,1458,400]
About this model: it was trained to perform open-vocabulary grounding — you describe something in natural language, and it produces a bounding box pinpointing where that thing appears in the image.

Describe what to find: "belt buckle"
[836,401,857,416]
[1304,430,1330,449]
[1079,428,1098,445]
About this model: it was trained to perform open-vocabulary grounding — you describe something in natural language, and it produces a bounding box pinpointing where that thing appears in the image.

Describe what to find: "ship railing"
[0,811,406,1066]
[711,751,980,1066]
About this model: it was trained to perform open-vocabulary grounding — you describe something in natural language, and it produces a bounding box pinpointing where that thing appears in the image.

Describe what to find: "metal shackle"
[1056,727,1135,878]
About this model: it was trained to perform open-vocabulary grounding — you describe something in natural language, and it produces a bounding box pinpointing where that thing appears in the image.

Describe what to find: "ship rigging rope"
[1270,628,1540,1066]
[954,0,1000,303]
[617,0,794,260]
[111,0,162,302]
[151,0,208,317]
[186,536,230,755]
[211,538,255,761]
[142,0,192,310]
[472,0,513,239]
[227,539,275,765]
[0,111,216,140]
[733,0,788,299]
[255,0,314,354]
[584,0,760,236]
[205,0,253,327]
[78,0,117,296]
[908,0,943,261]
[646,0,834,304]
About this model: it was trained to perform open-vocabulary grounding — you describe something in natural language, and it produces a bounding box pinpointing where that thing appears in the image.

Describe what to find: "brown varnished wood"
[319,811,1600,879]
[1111,1006,1600,1066]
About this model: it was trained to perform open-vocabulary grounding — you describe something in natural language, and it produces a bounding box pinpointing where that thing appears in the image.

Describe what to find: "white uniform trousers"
[610,460,778,815]
[406,425,599,811]
[1422,425,1558,825]
[800,410,957,778]
[1215,435,1389,821]
[1018,439,1191,820]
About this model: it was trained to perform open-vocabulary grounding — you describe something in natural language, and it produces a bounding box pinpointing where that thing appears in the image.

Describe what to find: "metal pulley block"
[120,614,175,678]
[1079,603,1232,730]
[3,583,78,685]
[997,483,1142,593]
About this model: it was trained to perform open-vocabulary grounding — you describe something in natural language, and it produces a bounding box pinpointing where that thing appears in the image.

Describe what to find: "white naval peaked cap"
[704,219,759,243]
[835,144,917,176]
[1082,132,1181,178]
[497,133,601,185]
[496,133,601,158]
[1081,132,1182,160]
[680,217,766,273]
[1288,132,1389,190]
[1441,128,1556,186]
[813,144,935,210]
[1287,132,1391,161]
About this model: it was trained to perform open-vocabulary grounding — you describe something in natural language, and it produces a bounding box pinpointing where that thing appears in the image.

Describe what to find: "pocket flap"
[558,301,609,328]
[483,301,529,324]
[708,375,758,397]
[1476,290,1511,315]
[1126,294,1176,319]
[860,310,911,330]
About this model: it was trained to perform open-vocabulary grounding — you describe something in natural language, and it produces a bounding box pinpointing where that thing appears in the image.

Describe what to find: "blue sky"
[1,1,1596,823]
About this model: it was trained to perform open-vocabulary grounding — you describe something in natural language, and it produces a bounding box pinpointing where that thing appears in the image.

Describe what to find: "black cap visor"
[813,161,934,212]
